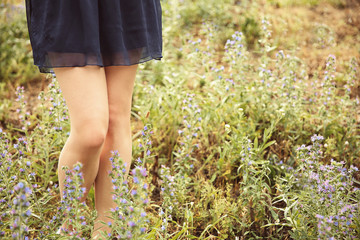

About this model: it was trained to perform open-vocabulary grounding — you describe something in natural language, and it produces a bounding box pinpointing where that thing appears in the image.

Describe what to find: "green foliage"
[162,0,236,29]
[241,17,261,48]
[0,0,359,239]
[106,151,151,239]
[0,4,41,85]
[56,163,95,239]
[274,136,359,238]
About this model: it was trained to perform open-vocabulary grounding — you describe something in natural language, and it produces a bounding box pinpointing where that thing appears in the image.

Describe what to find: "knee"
[83,129,107,148]
[108,105,130,131]
[73,119,108,149]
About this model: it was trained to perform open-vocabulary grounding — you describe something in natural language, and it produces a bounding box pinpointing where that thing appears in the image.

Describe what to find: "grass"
[0,0,360,239]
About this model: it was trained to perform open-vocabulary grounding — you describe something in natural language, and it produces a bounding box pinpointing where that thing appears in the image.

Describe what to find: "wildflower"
[139,168,147,177]
[133,177,139,184]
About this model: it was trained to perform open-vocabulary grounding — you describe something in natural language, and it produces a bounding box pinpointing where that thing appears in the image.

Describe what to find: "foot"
[92,233,101,240]
[92,227,108,240]
[56,222,73,235]
[92,215,112,239]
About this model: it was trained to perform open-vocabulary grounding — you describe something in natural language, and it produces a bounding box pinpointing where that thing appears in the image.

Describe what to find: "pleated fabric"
[25,0,163,73]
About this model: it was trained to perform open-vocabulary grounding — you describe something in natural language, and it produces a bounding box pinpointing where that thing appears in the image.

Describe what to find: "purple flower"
[25,210,31,217]
[17,182,24,189]
[140,168,147,177]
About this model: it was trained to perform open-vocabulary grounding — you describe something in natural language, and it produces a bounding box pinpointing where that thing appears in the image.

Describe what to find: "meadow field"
[0,0,360,239]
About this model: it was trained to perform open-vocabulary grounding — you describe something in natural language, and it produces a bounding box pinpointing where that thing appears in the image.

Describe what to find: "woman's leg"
[53,66,109,232]
[92,65,138,238]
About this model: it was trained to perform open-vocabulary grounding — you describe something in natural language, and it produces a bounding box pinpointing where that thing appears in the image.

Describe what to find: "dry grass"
[265,1,360,75]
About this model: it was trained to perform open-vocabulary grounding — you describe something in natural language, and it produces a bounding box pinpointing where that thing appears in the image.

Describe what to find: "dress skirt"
[25,0,163,73]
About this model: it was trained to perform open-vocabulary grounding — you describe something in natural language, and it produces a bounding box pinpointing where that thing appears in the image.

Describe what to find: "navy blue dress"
[25,0,163,73]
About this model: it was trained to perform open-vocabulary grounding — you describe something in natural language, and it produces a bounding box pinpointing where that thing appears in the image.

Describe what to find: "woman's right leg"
[53,66,109,232]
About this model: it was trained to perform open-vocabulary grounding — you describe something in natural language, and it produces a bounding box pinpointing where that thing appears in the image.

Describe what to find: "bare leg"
[92,65,138,238]
[53,66,109,232]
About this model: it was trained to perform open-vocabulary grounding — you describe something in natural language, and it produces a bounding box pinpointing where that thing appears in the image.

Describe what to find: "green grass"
[0,0,359,239]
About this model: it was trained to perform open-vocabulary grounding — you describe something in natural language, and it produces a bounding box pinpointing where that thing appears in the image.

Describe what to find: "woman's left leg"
[92,65,138,238]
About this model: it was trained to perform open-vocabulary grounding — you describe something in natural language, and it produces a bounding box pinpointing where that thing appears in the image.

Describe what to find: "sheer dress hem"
[36,54,163,74]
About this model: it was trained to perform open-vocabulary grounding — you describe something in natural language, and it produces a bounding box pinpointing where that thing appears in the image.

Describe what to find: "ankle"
[93,218,112,239]
[57,222,73,235]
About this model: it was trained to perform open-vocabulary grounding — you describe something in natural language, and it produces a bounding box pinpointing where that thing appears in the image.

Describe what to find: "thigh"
[104,65,138,119]
[53,66,109,132]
